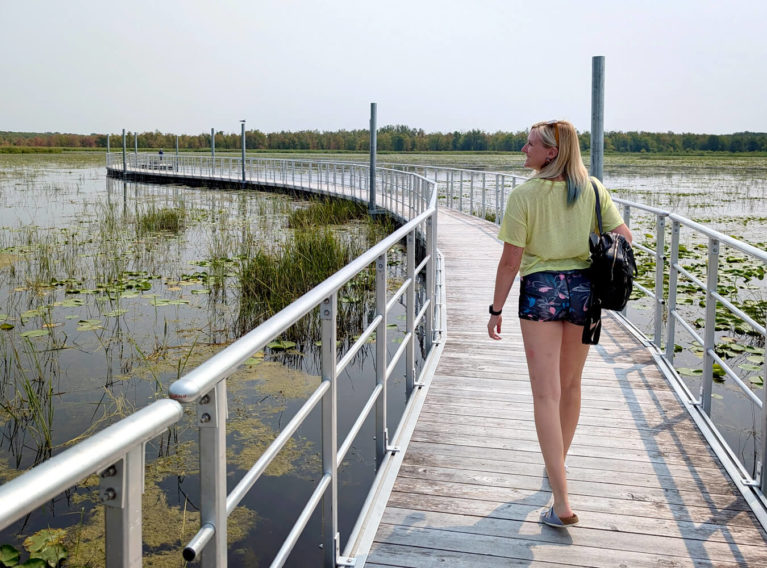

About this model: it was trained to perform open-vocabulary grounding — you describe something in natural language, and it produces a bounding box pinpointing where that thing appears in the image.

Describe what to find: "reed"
[136,205,186,235]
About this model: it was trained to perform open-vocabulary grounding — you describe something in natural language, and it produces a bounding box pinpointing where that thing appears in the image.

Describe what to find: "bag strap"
[591,179,604,236]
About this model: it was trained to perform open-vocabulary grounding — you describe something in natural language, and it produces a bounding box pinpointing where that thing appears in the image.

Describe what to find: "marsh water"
[0,152,766,566]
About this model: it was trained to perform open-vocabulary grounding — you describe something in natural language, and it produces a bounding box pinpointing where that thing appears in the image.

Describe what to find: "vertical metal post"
[701,238,720,414]
[761,325,767,494]
[590,55,605,181]
[469,172,474,216]
[134,132,138,157]
[320,294,339,567]
[375,253,388,467]
[211,128,215,175]
[240,121,246,184]
[459,170,464,213]
[653,215,666,347]
[425,209,436,350]
[665,220,681,362]
[107,134,110,154]
[198,382,228,568]
[101,445,144,568]
[122,129,127,175]
[481,173,486,219]
[369,103,377,214]
[406,232,416,397]
[175,136,179,172]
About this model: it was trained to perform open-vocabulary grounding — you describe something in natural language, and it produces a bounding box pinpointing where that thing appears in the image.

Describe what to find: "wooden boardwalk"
[363,209,767,567]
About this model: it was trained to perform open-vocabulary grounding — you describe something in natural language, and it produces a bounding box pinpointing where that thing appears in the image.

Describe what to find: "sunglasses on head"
[533,120,560,147]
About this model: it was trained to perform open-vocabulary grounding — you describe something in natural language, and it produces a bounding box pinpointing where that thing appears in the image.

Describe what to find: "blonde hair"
[530,120,589,206]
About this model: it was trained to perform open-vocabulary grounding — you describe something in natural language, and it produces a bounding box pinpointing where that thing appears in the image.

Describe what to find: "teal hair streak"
[566,178,582,206]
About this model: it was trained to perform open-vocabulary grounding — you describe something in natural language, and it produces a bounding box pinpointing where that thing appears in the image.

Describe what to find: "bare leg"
[520,319,574,520]
[559,322,590,460]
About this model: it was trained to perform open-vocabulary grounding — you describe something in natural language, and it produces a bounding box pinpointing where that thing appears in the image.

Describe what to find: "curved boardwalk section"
[364,209,767,567]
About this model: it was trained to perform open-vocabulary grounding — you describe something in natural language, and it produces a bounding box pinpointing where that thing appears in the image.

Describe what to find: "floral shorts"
[518,270,592,325]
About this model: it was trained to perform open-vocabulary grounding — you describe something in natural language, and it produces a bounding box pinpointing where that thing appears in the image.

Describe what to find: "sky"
[2,0,766,136]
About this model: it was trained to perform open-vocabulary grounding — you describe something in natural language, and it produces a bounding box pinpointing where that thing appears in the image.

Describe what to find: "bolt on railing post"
[665,220,681,361]
[319,294,339,568]
[701,238,720,415]
[198,382,228,568]
[406,231,416,397]
[653,215,666,347]
[101,445,144,568]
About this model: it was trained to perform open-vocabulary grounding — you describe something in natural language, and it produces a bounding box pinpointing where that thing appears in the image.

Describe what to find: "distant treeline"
[2,126,767,153]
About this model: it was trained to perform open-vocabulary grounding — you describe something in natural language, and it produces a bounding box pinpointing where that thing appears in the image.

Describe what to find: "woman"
[487,120,631,528]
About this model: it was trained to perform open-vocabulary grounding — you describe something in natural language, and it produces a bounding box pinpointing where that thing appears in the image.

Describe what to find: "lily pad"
[0,323,15,330]
[267,340,297,350]
[0,544,20,566]
[677,368,703,376]
[104,309,128,317]
[20,329,50,338]
[77,319,103,331]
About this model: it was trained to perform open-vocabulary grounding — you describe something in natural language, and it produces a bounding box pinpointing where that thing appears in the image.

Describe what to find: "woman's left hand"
[488,314,503,340]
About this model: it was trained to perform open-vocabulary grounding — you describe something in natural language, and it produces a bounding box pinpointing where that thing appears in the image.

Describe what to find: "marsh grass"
[288,196,368,228]
[137,205,186,235]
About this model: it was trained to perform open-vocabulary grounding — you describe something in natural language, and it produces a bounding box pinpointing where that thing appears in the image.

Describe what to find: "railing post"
[761,324,767,494]
[469,172,474,216]
[375,253,388,467]
[320,294,340,567]
[122,129,126,175]
[211,128,215,175]
[198,382,228,568]
[665,220,681,361]
[240,120,246,185]
[369,103,377,214]
[101,445,144,568]
[653,215,666,347]
[425,211,436,350]
[481,173,486,219]
[459,170,464,213]
[590,55,605,182]
[406,231,416,397]
[701,238,720,415]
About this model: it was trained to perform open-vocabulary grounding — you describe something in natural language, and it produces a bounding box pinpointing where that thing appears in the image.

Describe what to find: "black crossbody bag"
[582,180,638,345]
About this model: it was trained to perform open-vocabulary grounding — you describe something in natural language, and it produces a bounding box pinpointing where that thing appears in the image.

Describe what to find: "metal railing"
[1,155,442,568]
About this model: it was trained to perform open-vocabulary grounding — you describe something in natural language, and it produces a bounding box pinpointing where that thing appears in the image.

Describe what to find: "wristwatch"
[488,304,502,316]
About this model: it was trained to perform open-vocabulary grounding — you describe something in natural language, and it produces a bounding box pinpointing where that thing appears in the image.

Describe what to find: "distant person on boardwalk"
[486,119,632,528]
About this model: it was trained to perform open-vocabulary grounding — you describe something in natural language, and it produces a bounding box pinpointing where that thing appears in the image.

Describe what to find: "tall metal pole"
[240,120,246,184]
[107,134,110,154]
[590,56,605,181]
[369,103,377,213]
[134,132,138,157]
[211,128,215,175]
[122,129,127,175]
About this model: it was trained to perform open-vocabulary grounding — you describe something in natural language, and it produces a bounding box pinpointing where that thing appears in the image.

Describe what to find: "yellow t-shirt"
[497,177,624,276]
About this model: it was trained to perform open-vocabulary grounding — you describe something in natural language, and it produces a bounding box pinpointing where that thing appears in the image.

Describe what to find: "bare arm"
[488,243,524,340]
[610,223,633,244]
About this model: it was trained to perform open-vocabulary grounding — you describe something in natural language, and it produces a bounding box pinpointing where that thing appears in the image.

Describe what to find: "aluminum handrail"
[0,399,182,525]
